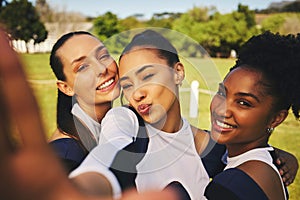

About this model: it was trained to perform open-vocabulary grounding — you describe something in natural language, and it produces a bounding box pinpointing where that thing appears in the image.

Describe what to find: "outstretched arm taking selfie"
[0,29,177,200]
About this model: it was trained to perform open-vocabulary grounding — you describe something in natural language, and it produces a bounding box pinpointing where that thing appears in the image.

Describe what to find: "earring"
[267,127,274,134]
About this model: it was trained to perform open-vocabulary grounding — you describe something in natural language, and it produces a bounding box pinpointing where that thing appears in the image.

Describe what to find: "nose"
[132,86,146,102]
[95,62,107,77]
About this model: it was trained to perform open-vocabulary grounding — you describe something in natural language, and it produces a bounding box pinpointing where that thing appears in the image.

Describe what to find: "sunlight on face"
[210,67,275,150]
[58,34,120,106]
[119,49,179,127]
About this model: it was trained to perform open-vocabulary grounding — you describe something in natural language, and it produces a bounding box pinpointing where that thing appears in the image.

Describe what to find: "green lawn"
[21,53,299,199]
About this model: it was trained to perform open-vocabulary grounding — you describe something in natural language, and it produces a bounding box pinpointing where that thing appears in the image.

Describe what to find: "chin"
[210,130,224,143]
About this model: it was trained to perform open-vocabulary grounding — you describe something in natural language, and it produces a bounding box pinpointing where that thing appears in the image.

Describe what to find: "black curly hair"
[230,31,300,119]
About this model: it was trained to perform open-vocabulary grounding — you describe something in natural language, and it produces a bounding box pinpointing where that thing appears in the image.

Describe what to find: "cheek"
[153,84,175,100]
[155,86,177,111]
[236,110,269,130]
[124,91,133,103]
[210,96,217,111]
[74,71,97,92]
[107,61,118,74]
[210,95,222,113]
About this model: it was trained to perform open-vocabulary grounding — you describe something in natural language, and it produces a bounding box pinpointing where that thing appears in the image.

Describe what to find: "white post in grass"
[189,80,199,118]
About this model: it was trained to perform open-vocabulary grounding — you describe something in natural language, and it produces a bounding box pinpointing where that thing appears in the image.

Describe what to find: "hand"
[274,147,299,186]
[0,28,88,200]
[0,30,178,200]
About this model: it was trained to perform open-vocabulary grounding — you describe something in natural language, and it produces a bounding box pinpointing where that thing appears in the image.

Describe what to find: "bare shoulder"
[238,160,285,200]
[190,125,210,154]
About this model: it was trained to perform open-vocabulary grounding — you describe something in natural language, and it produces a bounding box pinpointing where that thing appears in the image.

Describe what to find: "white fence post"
[189,80,199,118]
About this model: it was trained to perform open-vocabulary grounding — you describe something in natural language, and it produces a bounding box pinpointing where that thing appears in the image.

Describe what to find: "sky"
[30,0,293,19]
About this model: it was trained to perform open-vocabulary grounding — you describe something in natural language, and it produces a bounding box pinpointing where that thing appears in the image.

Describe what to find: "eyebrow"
[71,45,106,65]
[219,83,260,103]
[120,65,154,82]
[94,45,106,56]
[236,92,260,103]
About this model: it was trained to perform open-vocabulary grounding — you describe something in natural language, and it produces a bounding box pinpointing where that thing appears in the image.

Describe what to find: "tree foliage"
[0,0,48,52]
[173,4,259,57]
[93,12,121,41]
[261,14,286,33]
[92,3,298,57]
[261,13,300,35]
[35,0,51,22]
[119,16,144,31]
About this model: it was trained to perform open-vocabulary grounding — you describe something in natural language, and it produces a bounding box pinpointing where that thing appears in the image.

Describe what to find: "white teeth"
[216,120,234,128]
[98,78,114,90]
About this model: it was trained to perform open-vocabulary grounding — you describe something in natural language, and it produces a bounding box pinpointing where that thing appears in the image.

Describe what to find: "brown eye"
[238,100,252,107]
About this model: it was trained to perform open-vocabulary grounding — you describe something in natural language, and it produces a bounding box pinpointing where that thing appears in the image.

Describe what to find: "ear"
[173,62,185,85]
[268,110,288,130]
[56,80,75,97]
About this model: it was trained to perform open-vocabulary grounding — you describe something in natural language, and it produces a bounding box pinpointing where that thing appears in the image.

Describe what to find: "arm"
[200,130,227,178]
[0,29,89,200]
[69,107,140,198]
[0,29,178,200]
[273,147,299,186]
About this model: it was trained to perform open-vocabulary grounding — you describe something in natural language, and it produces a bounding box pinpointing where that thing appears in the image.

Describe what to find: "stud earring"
[267,127,274,134]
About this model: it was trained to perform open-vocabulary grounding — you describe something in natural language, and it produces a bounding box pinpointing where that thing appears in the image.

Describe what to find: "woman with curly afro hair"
[205,31,299,200]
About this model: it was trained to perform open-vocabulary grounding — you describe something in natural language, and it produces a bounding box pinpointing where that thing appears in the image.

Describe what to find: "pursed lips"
[138,104,151,115]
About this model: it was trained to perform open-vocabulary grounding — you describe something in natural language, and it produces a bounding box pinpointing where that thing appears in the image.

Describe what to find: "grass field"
[21,53,299,199]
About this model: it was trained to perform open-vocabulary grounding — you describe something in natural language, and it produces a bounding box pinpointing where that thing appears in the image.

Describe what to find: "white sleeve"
[69,107,139,199]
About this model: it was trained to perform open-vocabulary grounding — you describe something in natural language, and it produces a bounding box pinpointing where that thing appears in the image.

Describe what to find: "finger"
[283,172,291,181]
[279,165,289,176]
[282,172,295,186]
[284,179,293,186]
[0,30,47,148]
[276,157,282,166]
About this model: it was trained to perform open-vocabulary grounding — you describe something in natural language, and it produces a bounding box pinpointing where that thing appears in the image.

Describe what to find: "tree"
[93,12,120,41]
[261,14,286,33]
[0,0,48,52]
[237,4,256,28]
[119,16,144,31]
[35,0,51,22]
[282,1,300,12]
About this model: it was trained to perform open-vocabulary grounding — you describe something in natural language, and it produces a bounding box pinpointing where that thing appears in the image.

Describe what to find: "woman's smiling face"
[210,67,276,151]
[57,34,120,106]
[119,49,179,126]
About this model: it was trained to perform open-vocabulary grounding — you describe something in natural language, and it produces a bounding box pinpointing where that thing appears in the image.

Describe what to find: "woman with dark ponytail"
[205,31,300,199]
[49,31,120,172]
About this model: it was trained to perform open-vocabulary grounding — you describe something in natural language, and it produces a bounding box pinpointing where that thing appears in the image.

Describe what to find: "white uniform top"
[225,147,287,200]
[70,106,210,200]
[71,103,101,143]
